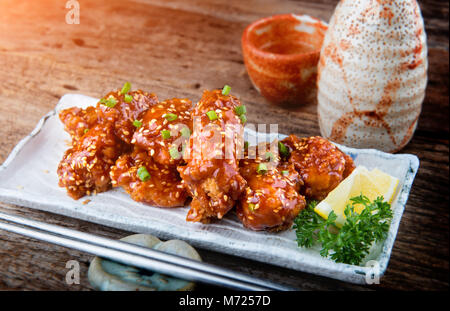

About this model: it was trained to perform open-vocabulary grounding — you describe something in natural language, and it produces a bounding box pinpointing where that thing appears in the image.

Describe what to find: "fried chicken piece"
[110,147,188,207]
[59,106,99,143]
[57,122,127,199]
[281,135,355,200]
[237,144,306,231]
[57,88,158,200]
[178,89,247,223]
[97,90,158,144]
[132,98,192,166]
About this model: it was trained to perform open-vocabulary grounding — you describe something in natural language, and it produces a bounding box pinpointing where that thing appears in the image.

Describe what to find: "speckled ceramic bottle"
[317,0,428,153]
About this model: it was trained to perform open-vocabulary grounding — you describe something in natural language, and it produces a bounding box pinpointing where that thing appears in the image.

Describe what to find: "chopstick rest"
[88,234,202,291]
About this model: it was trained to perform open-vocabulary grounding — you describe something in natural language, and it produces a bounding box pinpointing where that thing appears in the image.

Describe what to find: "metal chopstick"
[0,211,291,291]
[0,220,266,290]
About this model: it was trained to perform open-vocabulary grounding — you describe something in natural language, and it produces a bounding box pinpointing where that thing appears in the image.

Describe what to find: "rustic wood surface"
[0,0,448,291]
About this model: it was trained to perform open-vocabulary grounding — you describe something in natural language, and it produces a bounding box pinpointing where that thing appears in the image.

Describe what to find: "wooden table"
[0,0,448,291]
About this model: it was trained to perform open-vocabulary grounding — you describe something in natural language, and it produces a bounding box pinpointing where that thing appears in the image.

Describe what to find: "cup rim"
[242,13,328,60]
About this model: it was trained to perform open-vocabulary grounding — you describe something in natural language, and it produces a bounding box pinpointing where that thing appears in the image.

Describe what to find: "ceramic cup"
[242,14,328,107]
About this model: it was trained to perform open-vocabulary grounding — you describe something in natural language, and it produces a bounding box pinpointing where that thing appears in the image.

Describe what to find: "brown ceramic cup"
[242,14,328,107]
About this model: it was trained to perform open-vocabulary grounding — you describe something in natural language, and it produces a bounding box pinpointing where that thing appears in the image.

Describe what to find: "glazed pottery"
[242,14,328,107]
[88,234,202,291]
[317,0,428,153]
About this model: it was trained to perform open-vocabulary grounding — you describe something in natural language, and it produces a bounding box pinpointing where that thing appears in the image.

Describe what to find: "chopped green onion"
[222,85,231,96]
[164,113,178,121]
[234,105,246,116]
[239,114,247,124]
[83,128,89,134]
[278,141,289,158]
[248,203,255,212]
[265,151,274,162]
[257,163,267,175]
[124,94,133,103]
[180,127,191,138]
[282,170,289,176]
[133,120,142,128]
[206,110,218,121]
[120,82,131,95]
[100,97,117,108]
[169,146,181,160]
[161,130,171,139]
[137,166,151,182]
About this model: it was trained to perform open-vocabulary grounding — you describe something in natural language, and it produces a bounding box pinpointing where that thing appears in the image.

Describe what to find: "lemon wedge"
[314,166,399,227]
[370,168,400,204]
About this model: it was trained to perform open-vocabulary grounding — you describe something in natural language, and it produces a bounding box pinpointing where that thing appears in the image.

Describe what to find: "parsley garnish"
[293,195,393,265]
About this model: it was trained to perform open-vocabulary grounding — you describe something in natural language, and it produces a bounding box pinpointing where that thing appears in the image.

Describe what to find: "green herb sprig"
[293,195,393,265]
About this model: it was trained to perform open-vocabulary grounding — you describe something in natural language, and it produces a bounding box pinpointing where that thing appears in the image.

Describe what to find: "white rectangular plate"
[0,94,419,284]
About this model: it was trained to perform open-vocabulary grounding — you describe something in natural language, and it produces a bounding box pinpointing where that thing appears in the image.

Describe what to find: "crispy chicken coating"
[132,98,192,166]
[57,85,355,233]
[97,90,158,144]
[110,147,188,207]
[58,88,158,199]
[281,135,355,200]
[59,106,99,144]
[178,90,247,223]
[237,144,306,231]
[57,122,127,199]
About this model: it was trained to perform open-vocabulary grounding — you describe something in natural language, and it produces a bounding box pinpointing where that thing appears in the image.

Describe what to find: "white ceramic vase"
[317,0,428,153]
